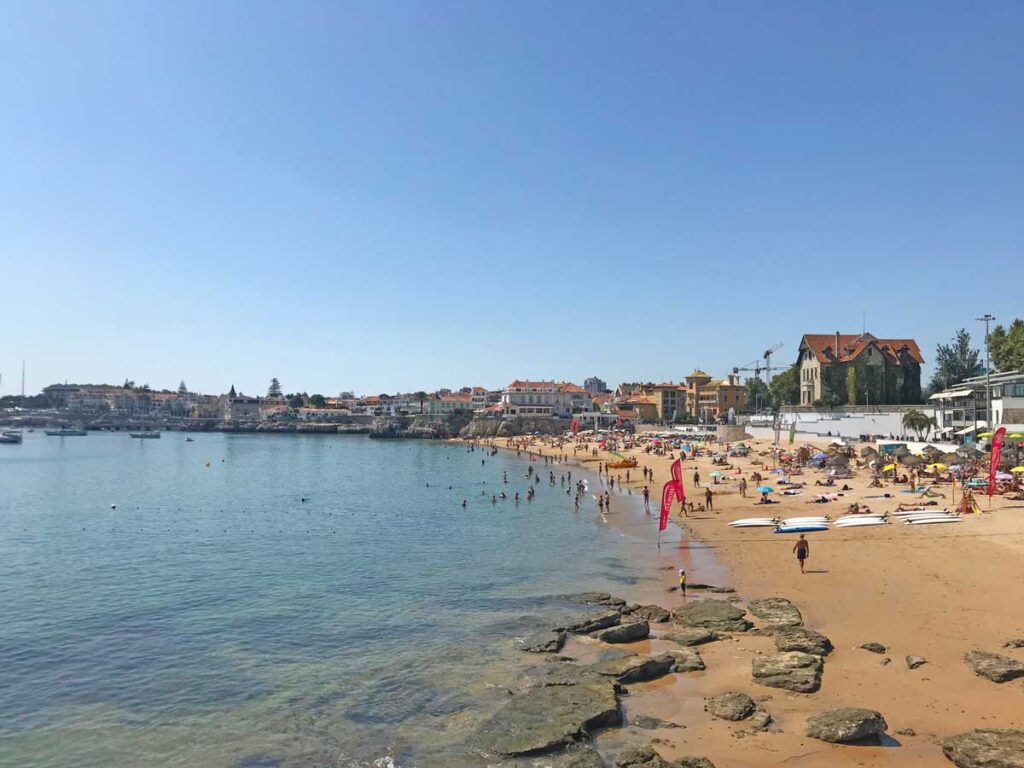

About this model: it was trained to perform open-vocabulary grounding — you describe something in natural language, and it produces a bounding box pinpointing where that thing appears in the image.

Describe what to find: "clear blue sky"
[2,1,1022,397]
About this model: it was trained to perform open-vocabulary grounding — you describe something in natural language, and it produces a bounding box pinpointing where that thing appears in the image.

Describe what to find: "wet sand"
[483,433,1024,767]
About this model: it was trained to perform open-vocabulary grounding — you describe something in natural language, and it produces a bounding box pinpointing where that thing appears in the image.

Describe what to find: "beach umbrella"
[940,452,960,464]
[926,463,948,472]
[709,470,723,477]
[827,455,850,467]
[1008,433,1024,439]
[902,455,925,466]
[996,472,1013,481]
[811,451,828,460]
[1011,467,1024,473]
[756,486,774,493]
[882,463,896,472]
[893,446,911,457]
[978,432,994,438]
[860,446,878,457]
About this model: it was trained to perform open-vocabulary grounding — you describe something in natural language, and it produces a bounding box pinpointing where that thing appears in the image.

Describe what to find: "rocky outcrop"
[551,747,607,768]
[1002,638,1024,648]
[673,600,752,632]
[773,627,833,656]
[806,708,888,743]
[942,729,1024,768]
[590,654,677,684]
[370,413,473,439]
[461,416,570,439]
[706,692,756,721]
[664,628,720,647]
[747,598,803,627]
[631,715,683,729]
[614,746,715,768]
[752,652,824,693]
[517,631,567,653]
[476,677,621,755]
[594,621,650,644]
[561,611,622,635]
[964,651,1024,683]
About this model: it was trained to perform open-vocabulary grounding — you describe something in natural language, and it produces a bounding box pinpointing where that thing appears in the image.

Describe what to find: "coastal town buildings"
[583,376,607,396]
[930,369,1024,436]
[681,370,746,422]
[797,332,924,406]
[637,383,683,422]
[500,380,593,419]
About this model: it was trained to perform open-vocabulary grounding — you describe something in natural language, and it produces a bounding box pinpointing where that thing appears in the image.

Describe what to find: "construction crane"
[732,359,766,380]
[762,342,784,383]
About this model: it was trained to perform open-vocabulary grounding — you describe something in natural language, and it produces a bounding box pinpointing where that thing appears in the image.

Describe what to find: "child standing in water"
[678,569,687,597]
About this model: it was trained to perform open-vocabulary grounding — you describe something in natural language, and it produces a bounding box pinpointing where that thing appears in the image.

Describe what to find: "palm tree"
[902,409,937,440]
[414,391,428,414]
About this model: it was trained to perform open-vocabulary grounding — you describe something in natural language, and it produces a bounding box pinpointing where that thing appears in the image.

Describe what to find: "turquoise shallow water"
[0,433,665,767]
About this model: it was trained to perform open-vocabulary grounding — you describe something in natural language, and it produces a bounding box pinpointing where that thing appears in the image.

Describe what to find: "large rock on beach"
[906,655,928,670]
[964,651,1024,683]
[673,600,752,633]
[773,627,833,656]
[615,744,670,767]
[477,678,621,756]
[706,692,756,721]
[664,648,706,673]
[806,707,888,743]
[594,621,650,644]
[628,605,672,623]
[942,729,1024,768]
[664,628,720,647]
[747,598,803,627]
[550,746,607,768]
[860,642,887,654]
[631,715,683,729]
[561,611,622,635]
[752,652,823,693]
[590,653,677,684]
[517,631,567,654]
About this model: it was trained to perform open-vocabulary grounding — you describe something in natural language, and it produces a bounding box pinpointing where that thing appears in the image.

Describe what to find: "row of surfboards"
[729,509,962,533]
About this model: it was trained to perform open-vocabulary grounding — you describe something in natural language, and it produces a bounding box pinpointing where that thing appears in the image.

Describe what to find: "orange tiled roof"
[801,334,924,365]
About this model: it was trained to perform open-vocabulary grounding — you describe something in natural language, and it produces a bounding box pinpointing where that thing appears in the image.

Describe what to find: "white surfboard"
[906,516,961,525]
[834,518,888,528]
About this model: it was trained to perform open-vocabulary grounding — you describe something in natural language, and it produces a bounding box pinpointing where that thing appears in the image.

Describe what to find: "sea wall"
[369,413,473,439]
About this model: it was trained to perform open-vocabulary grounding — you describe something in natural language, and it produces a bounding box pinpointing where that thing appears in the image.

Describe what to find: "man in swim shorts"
[793,534,810,574]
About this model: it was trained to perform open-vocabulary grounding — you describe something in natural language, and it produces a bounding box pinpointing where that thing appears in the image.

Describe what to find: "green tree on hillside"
[769,365,800,408]
[309,394,327,408]
[268,378,283,397]
[929,329,982,393]
[178,380,188,395]
[745,377,772,411]
[990,319,1024,373]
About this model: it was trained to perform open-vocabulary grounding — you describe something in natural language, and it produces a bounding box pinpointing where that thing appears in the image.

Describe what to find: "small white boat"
[729,518,779,528]
[45,427,87,436]
[129,431,161,439]
[906,516,961,525]
[774,524,830,533]
[0,430,23,444]
[834,518,888,528]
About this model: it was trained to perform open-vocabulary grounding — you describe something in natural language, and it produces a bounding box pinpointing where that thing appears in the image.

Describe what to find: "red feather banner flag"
[670,458,685,501]
[659,481,676,532]
[988,426,1006,497]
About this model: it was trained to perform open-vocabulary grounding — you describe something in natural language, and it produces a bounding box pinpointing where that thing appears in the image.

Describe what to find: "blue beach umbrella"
[756,486,774,494]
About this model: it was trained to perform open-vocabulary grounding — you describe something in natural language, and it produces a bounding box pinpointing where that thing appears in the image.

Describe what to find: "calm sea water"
[0,432,669,768]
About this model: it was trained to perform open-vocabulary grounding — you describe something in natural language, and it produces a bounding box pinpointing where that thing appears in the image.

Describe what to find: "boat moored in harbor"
[129,431,161,439]
[44,427,88,437]
[0,430,23,444]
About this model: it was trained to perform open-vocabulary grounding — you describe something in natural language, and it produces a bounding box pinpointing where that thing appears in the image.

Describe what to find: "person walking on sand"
[642,485,650,512]
[693,470,701,488]
[793,534,810,574]
[678,569,687,597]
[739,477,747,498]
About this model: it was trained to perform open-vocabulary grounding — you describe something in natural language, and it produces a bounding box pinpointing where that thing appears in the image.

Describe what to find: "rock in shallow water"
[628,604,672,623]
[476,678,621,756]
[673,600,752,632]
[747,597,803,627]
[806,707,888,743]
[706,691,756,721]
[942,729,1024,768]
[752,652,823,693]
[631,715,683,729]
[663,648,705,672]
[561,611,622,635]
[614,744,715,768]
[589,653,677,683]
[663,628,719,647]
[517,631,568,653]
[773,626,833,656]
[594,620,650,644]
[964,650,1024,683]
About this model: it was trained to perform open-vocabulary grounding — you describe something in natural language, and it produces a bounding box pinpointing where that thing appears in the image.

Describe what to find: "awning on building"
[955,421,987,435]
[930,389,973,400]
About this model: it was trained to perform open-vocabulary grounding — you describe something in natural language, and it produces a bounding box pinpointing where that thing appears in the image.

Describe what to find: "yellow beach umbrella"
[882,463,896,472]
[927,463,948,471]
[1011,466,1024,473]
[1008,433,1024,439]
[978,432,994,438]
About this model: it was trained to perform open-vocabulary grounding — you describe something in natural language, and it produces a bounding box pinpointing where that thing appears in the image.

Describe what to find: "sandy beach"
[479,431,1024,767]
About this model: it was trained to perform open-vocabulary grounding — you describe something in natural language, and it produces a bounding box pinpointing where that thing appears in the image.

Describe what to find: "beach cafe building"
[930,369,1024,440]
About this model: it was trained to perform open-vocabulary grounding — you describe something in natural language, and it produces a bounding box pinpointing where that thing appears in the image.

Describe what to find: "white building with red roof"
[501,380,594,419]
